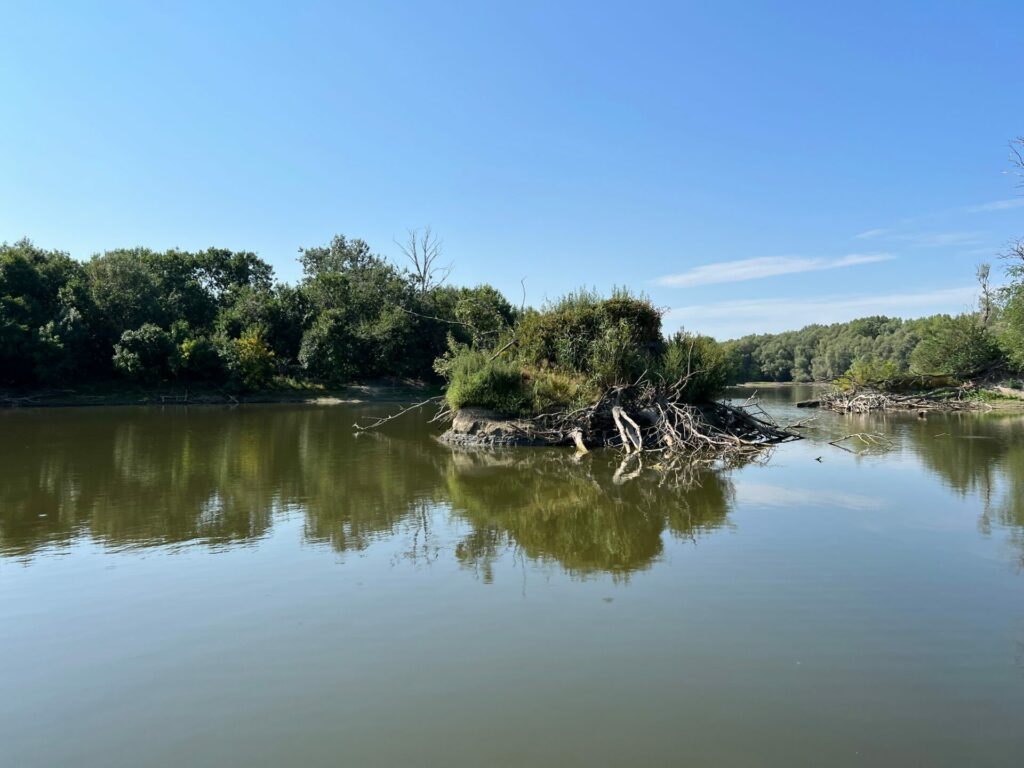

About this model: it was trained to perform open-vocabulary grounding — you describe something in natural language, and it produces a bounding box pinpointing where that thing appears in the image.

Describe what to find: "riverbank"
[0,381,437,409]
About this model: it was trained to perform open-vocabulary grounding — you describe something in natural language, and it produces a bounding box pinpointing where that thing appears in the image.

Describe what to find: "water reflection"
[730,384,1024,561]
[3,402,1023,573]
[445,451,731,580]
[899,411,1024,561]
[0,406,732,575]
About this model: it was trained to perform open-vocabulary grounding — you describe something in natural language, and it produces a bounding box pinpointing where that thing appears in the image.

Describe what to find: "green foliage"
[298,309,361,384]
[19,230,1024,399]
[725,314,971,383]
[452,285,517,347]
[525,367,593,413]
[589,319,646,388]
[112,324,179,382]
[221,328,275,391]
[1,240,86,386]
[517,288,662,380]
[1,233,513,392]
[178,337,225,382]
[834,358,902,391]
[442,348,529,415]
[659,332,730,403]
[1001,284,1024,373]
[909,315,1003,377]
[436,291,729,414]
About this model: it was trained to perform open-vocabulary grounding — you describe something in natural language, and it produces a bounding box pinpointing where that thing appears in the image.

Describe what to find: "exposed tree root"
[354,376,802,482]
[441,377,802,476]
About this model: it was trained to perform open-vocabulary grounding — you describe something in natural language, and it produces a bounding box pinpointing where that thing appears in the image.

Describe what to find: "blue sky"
[2,0,1022,338]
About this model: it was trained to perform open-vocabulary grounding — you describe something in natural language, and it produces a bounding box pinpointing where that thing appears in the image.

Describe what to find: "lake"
[2,387,1023,767]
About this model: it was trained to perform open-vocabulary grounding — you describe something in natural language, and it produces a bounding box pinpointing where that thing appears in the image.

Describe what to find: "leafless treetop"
[397,226,452,293]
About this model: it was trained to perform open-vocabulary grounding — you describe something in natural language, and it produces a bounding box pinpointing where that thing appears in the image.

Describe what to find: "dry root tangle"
[821,384,985,414]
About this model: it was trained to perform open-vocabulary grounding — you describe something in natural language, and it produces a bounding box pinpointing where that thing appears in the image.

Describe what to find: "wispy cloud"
[655,253,893,288]
[854,228,890,240]
[892,231,987,248]
[966,198,1024,213]
[666,285,978,339]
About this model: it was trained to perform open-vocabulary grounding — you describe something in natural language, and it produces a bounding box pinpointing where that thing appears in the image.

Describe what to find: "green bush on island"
[435,289,735,416]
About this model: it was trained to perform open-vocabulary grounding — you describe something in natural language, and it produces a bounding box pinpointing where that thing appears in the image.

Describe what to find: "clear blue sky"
[2,0,1022,338]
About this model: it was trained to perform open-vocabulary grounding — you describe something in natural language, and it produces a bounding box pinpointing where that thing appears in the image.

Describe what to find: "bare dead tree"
[1002,239,1024,281]
[397,226,452,293]
[977,263,994,325]
[1011,136,1024,184]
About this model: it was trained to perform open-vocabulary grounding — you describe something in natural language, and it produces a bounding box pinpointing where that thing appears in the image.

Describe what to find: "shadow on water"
[0,405,733,576]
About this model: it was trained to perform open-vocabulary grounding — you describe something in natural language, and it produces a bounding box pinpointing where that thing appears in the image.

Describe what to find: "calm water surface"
[2,387,1023,766]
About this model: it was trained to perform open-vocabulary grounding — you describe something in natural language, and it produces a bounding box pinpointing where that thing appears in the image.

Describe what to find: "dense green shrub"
[112,324,179,382]
[441,348,530,415]
[516,289,662,380]
[909,315,1003,377]
[589,319,647,387]
[834,358,902,391]
[1001,287,1024,373]
[220,328,275,391]
[178,337,225,381]
[659,332,730,403]
[1,240,87,386]
[436,293,731,414]
[299,309,361,384]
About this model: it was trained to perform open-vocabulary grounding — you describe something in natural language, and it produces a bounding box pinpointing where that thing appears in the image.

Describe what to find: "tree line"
[724,247,1024,386]
[3,138,1022,395]
[0,232,516,391]
[4,233,1024,394]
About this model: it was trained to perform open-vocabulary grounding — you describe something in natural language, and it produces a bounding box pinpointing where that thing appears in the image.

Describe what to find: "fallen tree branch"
[353,396,445,431]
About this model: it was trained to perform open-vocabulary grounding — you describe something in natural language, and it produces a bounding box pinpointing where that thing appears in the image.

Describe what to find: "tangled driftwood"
[352,369,802,484]
[436,375,802,480]
[819,385,984,414]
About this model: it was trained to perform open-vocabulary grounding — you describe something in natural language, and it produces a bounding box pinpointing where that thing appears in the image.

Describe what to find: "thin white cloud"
[892,231,987,248]
[854,228,890,240]
[962,246,997,258]
[966,198,1024,213]
[666,285,978,339]
[655,253,893,288]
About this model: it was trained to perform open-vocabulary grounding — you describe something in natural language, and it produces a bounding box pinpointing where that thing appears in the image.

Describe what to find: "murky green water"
[2,388,1023,767]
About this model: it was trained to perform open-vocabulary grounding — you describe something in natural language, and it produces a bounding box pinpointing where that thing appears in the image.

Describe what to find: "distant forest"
[724,313,969,383]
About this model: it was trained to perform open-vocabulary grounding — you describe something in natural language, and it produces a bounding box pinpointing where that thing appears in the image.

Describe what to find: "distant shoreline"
[0,382,437,410]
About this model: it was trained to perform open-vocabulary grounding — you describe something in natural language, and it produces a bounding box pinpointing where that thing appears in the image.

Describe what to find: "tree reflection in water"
[0,406,733,576]
[899,410,1024,564]
[444,449,731,581]
[2,404,1023,573]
